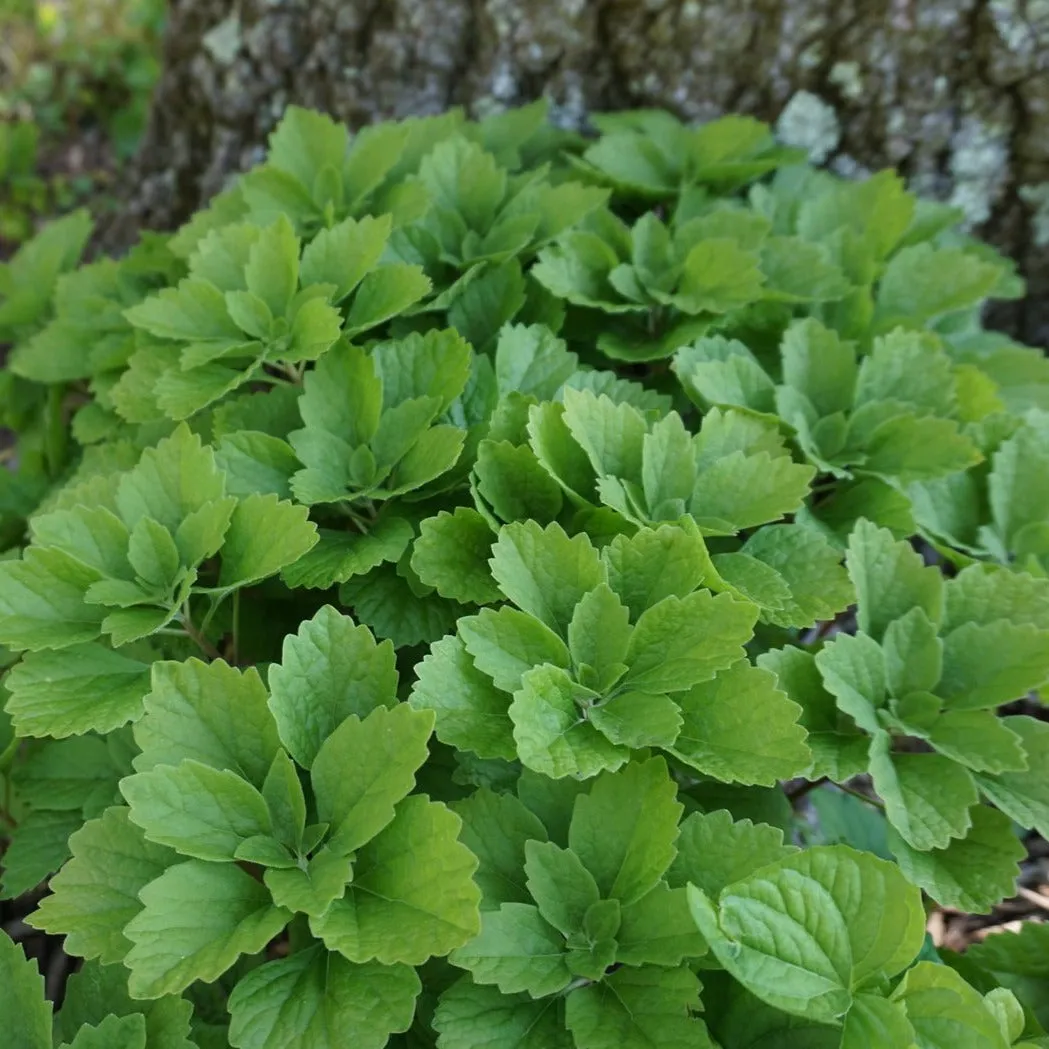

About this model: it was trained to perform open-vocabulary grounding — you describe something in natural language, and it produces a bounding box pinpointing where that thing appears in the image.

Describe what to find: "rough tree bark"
[119,0,1049,345]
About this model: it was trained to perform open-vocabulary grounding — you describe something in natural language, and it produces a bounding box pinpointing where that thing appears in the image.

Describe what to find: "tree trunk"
[118,0,1049,345]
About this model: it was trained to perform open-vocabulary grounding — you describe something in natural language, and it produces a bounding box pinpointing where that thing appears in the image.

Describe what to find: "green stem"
[179,603,222,661]
[230,589,241,666]
[837,781,886,810]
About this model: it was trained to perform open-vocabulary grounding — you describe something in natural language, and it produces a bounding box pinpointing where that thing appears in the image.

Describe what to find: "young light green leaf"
[523,841,600,938]
[452,788,548,910]
[459,606,570,694]
[869,734,978,851]
[448,903,571,998]
[124,860,290,998]
[887,805,1024,913]
[268,605,398,769]
[134,658,280,788]
[510,663,630,779]
[623,590,756,694]
[5,643,152,737]
[412,509,502,605]
[409,633,516,760]
[121,760,272,861]
[29,807,177,965]
[311,795,480,964]
[568,757,682,905]
[489,521,606,636]
[311,704,434,855]
[671,661,811,785]
[218,493,318,589]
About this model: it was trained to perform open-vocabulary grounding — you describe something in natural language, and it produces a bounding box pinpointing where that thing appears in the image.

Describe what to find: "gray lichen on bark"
[121,0,1049,344]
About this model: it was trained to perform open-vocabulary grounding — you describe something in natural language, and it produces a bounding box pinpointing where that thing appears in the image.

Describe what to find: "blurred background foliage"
[0,0,165,247]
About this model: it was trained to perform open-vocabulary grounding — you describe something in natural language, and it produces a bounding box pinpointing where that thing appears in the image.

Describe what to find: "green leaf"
[459,606,570,694]
[847,518,944,641]
[939,620,1049,710]
[339,561,461,649]
[312,795,480,964]
[244,215,299,317]
[974,716,1049,839]
[0,547,104,651]
[495,323,579,399]
[344,263,431,336]
[448,903,571,998]
[887,805,1024,913]
[218,493,318,589]
[475,440,564,523]
[263,846,353,916]
[300,214,391,302]
[614,883,707,966]
[688,845,925,1023]
[134,658,280,788]
[876,243,1002,326]
[58,1014,147,1049]
[588,690,683,749]
[433,978,571,1049]
[965,922,1049,1030]
[5,643,152,737]
[602,523,713,620]
[568,757,681,905]
[489,521,605,635]
[0,919,51,1049]
[510,663,630,778]
[841,995,915,1049]
[883,607,943,697]
[892,962,1010,1049]
[268,605,398,768]
[869,734,978,850]
[124,278,243,343]
[261,748,307,850]
[14,735,119,811]
[671,661,811,785]
[740,524,855,629]
[814,630,887,733]
[523,840,600,937]
[410,634,515,760]
[311,704,434,855]
[564,965,711,1049]
[115,424,227,535]
[668,809,796,896]
[29,807,177,965]
[944,564,1049,633]
[623,591,756,694]
[779,317,857,417]
[412,509,501,604]
[227,946,419,1049]
[0,809,81,899]
[124,859,290,997]
[675,238,764,314]
[567,583,631,685]
[560,386,646,485]
[56,957,195,1049]
[281,517,413,590]
[215,431,299,499]
[927,710,1027,773]
[691,451,814,532]
[452,788,548,909]
[860,413,982,485]
[121,760,272,861]
[125,518,179,592]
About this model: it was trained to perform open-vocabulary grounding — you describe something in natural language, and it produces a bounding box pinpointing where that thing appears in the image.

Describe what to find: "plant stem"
[230,589,241,666]
[179,603,222,661]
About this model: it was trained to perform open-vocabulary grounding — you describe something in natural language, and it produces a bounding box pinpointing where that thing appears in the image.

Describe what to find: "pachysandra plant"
[1,99,1049,1048]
